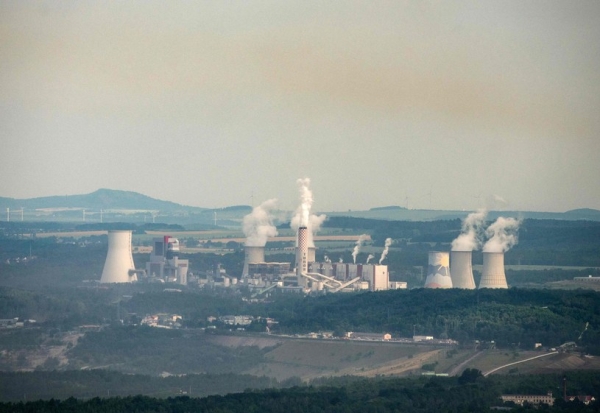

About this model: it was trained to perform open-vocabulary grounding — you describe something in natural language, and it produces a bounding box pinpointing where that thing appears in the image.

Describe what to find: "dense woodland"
[1,371,599,412]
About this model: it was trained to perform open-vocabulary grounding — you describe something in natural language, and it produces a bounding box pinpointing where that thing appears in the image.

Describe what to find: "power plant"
[242,246,265,277]
[479,252,508,289]
[449,251,476,289]
[100,230,138,283]
[424,251,453,288]
[146,236,189,285]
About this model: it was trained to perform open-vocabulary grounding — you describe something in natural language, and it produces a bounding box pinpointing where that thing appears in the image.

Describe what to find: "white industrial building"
[146,236,189,285]
[478,252,508,289]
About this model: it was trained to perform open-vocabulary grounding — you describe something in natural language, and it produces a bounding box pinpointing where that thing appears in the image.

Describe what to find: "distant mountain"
[0,189,206,212]
[369,205,406,211]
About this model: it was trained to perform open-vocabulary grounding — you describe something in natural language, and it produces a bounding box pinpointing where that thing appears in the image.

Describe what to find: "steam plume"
[352,234,369,264]
[379,238,392,264]
[324,255,331,264]
[366,254,374,264]
[483,217,520,252]
[339,257,343,263]
[290,178,327,247]
[451,209,487,251]
[242,198,278,246]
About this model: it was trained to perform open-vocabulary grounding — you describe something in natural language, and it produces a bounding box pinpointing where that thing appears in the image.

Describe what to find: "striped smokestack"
[296,226,309,285]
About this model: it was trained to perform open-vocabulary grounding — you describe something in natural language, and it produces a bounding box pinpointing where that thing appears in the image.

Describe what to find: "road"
[483,351,559,376]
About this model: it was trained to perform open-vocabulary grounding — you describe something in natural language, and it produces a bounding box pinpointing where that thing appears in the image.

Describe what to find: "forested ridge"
[1,371,599,412]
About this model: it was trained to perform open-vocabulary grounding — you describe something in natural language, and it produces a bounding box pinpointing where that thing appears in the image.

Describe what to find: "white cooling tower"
[296,226,309,285]
[450,251,476,289]
[100,230,136,283]
[242,246,265,277]
[424,251,453,288]
[479,252,508,289]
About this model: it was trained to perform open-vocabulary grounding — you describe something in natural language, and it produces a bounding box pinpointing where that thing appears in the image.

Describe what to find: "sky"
[1,1,599,213]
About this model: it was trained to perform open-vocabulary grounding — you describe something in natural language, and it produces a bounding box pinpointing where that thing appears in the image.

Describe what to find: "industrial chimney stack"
[296,226,309,286]
[450,251,476,289]
[479,252,508,289]
[100,230,137,283]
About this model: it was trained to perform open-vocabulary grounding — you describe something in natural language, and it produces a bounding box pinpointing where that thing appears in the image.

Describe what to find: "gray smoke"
[451,209,487,251]
[379,238,392,264]
[352,234,369,264]
[483,217,520,252]
[242,198,278,246]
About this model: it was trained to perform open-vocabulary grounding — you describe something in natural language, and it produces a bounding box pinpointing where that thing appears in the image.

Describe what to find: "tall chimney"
[100,230,136,283]
[296,227,309,286]
[424,251,453,288]
[450,251,476,289]
[479,252,508,289]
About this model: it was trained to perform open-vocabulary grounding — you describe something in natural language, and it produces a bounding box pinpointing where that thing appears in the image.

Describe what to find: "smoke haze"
[379,238,392,264]
[451,209,487,251]
[483,217,520,252]
[242,198,278,246]
[352,234,368,264]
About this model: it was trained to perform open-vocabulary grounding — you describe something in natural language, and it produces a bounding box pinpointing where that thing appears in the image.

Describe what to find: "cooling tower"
[296,226,309,285]
[450,251,476,289]
[242,246,265,277]
[479,252,508,289]
[100,230,136,283]
[424,251,453,288]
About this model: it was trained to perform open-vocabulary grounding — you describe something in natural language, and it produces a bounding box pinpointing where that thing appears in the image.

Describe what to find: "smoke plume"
[366,254,374,264]
[379,238,392,264]
[324,255,331,264]
[339,257,343,263]
[483,217,520,252]
[242,198,278,246]
[451,209,487,251]
[352,234,369,264]
[290,178,327,247]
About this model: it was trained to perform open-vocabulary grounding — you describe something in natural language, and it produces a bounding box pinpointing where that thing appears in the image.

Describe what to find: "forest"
[1,370,599,412]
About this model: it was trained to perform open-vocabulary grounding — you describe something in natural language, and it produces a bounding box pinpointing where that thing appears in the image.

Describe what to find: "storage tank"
[100,230,136,283]
[479,252,508,289]
[424,251,453,288]
[450,251,476,289]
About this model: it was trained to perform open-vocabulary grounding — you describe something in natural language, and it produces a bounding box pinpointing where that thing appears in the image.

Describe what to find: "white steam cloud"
[379,238,392,264]
[290,178,327,247]
[451,209,487,251]
[366,254,374,264]
[324,255,331,264]
[339,257,343,263]
[242,198,278,246]
[483,217,520,252]
[352,234,369,264]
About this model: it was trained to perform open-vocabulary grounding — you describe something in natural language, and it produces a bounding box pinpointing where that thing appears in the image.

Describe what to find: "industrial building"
[478,252,508,289]
[146,236,189,285]
[449,251,476,289]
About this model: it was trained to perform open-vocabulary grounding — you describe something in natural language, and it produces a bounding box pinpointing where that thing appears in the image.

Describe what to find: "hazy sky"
[1,1,599,212]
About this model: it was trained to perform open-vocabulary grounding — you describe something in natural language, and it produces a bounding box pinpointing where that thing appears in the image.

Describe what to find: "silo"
[479,252,508,289]
[450,251,476,289]
[242,246,265,277]
[424,251,453,288]
[100,230,136,283]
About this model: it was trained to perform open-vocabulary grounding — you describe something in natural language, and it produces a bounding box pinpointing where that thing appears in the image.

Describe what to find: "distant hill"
[0,189,206,213]
[369,205,406,211]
